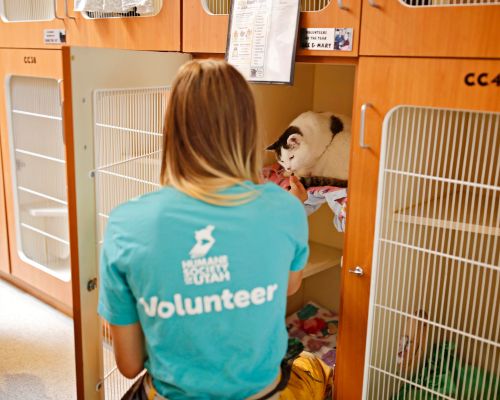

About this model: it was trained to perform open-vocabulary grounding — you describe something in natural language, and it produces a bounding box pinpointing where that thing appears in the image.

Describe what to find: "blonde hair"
[160,60,262,206]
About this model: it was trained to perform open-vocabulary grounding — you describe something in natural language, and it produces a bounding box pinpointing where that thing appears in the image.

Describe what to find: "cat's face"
[266,126,312,173]
[266,111,343,174]
[278,134,311,173]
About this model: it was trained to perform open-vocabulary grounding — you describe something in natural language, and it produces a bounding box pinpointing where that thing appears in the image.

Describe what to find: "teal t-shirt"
[98,182,309,399]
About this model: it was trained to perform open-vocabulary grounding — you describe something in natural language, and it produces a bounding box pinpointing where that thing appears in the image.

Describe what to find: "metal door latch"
[348,266,365,276]
[87,278,97,291]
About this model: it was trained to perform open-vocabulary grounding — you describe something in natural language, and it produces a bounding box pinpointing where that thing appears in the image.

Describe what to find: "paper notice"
[226,0,300,84]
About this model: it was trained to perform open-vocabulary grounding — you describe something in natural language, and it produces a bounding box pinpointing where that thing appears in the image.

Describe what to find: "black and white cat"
[266,111,351,188]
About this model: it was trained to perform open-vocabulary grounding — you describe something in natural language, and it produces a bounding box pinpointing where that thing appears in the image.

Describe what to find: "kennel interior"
[90,61,356,397]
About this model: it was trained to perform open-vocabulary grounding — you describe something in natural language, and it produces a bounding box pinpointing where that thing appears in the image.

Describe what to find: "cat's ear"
[286,133,303,148]
[265,142,278,151]
[330,115,344,135]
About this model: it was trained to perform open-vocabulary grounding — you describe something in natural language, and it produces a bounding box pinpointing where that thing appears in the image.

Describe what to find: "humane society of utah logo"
[181,225,230,286]
[139,224,279,320]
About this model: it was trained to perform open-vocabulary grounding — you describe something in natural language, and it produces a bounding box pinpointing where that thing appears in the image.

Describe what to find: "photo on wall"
[334,28,353,51]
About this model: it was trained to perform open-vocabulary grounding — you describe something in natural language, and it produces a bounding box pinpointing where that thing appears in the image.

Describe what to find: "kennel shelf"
[304,241,342,278]
[393,192,499,236]
[29,207,67,217]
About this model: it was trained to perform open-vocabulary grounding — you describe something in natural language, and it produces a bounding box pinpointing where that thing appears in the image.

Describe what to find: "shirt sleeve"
[290,199,310,272]
[97,218,139,326]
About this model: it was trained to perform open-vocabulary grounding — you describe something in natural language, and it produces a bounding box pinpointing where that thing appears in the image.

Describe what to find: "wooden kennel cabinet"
[66,0,181,51]
[1,46,192,399]
[0,0,67,49]
[183,0,361,57]
[336,56,500,399]
[0,49,73,313]
[0,0,181,51]
[360,0,500,58]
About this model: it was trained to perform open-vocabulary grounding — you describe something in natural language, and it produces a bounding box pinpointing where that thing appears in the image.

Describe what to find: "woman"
[98,60,329,399]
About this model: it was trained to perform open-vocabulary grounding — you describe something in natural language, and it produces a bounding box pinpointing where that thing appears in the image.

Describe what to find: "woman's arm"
[110,322,146,379]
[288,270,303,296]
[287,176,307,296]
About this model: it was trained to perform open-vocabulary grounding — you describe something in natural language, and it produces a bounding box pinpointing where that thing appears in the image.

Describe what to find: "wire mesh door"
[400,0,500,7]
[0,0,55,22]
[7,76,71,282]
[76,0,163,19]
[93,86,170,398]
[364,107,499,399]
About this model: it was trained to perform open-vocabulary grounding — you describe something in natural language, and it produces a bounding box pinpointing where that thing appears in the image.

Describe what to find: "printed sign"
[226,0,300,85]
[301,28,353,52]
[44,29,67,45]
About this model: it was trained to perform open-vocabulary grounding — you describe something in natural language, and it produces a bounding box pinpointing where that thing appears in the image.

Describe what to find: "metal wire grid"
[364,107,499,399]
[300,0,332,10]
[8,76,71,281]
[401,0,500,7]
[82,0,163,19]
[93,86,169,398]
[1,0,55,22]
[203,0,332,15]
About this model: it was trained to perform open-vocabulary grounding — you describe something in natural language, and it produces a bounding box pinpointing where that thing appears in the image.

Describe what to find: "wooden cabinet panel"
[183,0,361,56]
[0,1,180,50]
[0,49,72,311]
[182,0,229,54]
[335,57,500,399]
[0,0,67,49]
[360,1,500,58]
[66,0,181,51]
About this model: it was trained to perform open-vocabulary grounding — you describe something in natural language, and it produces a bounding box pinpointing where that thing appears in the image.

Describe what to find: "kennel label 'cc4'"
[464,73,500,87]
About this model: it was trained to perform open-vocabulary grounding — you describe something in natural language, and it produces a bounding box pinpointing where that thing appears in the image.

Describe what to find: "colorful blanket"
[286,302,339,368]
[262,163,347,232]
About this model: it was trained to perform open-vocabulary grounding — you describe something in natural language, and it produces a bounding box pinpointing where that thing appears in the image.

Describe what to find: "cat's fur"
[266,111,351,188]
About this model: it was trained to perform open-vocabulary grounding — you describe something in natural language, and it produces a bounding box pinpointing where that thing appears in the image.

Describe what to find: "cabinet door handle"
[368,0,381,8]
[57,79,64,106]
[337,0,349,10]
[348,266,365,276]
[64,0,77,20]
[359,103,373,149]
[54,0,65,20]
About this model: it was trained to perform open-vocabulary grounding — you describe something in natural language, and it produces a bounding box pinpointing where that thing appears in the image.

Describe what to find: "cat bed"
[262,163,347,232]
[286,301,338,369]
[394,341,499,399]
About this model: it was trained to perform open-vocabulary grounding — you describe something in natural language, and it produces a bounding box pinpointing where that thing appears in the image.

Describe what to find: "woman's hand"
[289,175,308,203]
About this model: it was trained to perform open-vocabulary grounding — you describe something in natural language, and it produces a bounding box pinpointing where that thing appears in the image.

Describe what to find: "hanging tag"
[44,29,67,45]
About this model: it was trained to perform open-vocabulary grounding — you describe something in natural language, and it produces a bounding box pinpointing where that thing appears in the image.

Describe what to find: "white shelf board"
[394,192,499,236]
[303,241,343,279]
